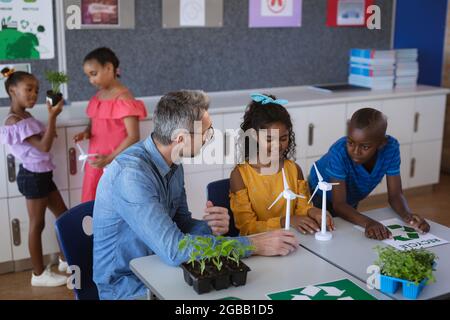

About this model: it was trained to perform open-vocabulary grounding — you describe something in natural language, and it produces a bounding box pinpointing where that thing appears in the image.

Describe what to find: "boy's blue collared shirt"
[93,135,251,300]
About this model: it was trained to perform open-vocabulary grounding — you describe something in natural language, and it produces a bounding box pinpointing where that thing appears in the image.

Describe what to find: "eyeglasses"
[190,126,215,145]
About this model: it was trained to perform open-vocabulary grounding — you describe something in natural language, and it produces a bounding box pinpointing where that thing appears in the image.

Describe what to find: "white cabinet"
[184,170,224,220]
[69,188,82,209]
[8,191,69,261]
[0,144,7,199]
[182,114,224,174]
[291,104,346,159]
[5,128,68,198]
[0,199,12,263]
[382,98,415,144]
[413,95,447,142]
[409,141,443,188]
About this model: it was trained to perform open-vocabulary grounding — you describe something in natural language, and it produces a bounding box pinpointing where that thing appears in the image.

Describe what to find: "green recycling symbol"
[387,224,419,241]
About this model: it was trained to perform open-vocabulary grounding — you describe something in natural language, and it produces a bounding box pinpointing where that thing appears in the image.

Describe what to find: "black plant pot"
[46,90,63,107]
[226,261,251,286]
[181,260,251,295]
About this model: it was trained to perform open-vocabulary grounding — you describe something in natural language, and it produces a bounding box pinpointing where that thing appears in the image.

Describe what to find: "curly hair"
[236,93,296,163]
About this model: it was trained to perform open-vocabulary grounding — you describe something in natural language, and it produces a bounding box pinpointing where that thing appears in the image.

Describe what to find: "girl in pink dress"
[74,48,147,202]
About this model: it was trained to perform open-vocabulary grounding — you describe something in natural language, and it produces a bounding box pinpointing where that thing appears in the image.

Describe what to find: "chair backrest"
[54,201,99,300]
[206,179,240,237]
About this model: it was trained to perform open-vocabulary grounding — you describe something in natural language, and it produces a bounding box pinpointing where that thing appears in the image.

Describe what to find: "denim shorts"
[17,165,58,200]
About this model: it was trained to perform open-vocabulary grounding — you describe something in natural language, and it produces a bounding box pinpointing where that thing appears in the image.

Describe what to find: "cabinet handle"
[69,147,77,175]
[414,112,420,133]
[224,133,228,157]
[308,124,315,146]
[410,158,416,178]
[7,154,16,183]
[11,219,21,246]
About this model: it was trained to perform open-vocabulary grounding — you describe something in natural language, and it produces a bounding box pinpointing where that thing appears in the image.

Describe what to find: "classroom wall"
[394,0,448,87]
[1,0,394,106]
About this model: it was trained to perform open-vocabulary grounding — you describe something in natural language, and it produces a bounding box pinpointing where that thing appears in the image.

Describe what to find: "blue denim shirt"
[93,135,251,300]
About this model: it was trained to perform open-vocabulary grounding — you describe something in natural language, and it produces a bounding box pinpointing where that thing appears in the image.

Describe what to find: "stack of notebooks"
[395,49,419,88]
[348,49,396,90]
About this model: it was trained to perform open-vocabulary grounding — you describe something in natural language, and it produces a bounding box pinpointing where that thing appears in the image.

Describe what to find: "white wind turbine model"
[309,163,339,241]
[76,143,97,172]
[268,168,306,230]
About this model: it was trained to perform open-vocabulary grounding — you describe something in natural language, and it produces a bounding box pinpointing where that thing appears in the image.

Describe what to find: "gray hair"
[153,90,210,145]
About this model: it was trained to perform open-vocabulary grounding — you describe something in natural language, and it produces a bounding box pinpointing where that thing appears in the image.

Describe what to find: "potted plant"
[178,236,253,294]
[45,70,68,106]
[374,246,437,299]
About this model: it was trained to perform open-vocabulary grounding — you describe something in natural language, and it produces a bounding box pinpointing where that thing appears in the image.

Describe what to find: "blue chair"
[54,201,99,300]
[207,179,240,237]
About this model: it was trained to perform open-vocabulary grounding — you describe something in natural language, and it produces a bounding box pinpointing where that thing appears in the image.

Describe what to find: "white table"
[130,245,391,300]
[296,207,450,300]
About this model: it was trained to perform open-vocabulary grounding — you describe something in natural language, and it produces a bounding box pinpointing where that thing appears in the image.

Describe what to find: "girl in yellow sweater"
[230,93,335,236]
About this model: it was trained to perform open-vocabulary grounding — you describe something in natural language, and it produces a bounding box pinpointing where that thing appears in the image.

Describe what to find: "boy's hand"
[203,201,229,236]
[365,220,392,240]
[73,131,91,142]
[307,207,335,232]
[402,213,430,234]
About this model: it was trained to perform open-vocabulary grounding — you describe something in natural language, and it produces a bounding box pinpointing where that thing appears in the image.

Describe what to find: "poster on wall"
[81,0,120,26]
[64,0,135,29]
[249,0,302,28]
[180,0,206,27]
[0,0,55,60]
[327,0,374,27]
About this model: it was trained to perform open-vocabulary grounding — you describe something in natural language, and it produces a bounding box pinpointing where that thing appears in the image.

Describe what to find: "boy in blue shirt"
[308,108,430,240]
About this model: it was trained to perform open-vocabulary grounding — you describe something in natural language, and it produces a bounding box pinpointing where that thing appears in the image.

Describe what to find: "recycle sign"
[386,224,420,242]
[267,279,377,300]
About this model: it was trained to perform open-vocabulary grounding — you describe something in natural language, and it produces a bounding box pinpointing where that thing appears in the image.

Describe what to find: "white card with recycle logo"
[355,218,449,251]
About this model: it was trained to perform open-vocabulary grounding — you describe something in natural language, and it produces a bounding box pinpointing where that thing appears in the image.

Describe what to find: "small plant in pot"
[374,246,437,299]
[178,236,253,295]
[45,70,68,106]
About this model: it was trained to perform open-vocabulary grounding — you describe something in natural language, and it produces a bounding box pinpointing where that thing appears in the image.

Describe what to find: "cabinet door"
[347,100,384,120]
[291,105,346,159]
[0,199,12,263]
[5,145,23,198]
[51,128,68,191]
[8,191,69,261]
[69,188,82,209]
[66,126,89,190]
[413,95,447,142]
[184,170,224,220]
[0,145,7,199]
[409,141,443,188]
[382,98,415,144]
[182,114,224,174]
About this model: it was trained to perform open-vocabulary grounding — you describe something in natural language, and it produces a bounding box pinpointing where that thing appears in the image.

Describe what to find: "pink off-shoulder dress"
[82,90,147,202]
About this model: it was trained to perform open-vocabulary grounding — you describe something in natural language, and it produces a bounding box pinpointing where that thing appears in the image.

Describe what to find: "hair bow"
[1,68,16,78]
[250,93,288,106]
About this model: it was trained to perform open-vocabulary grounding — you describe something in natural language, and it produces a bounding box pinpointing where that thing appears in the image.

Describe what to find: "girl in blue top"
[308,108,430,240]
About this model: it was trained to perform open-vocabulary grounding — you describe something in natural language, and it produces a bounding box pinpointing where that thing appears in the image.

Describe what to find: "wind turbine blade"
[330,183,340,186]
[295,193,306,199]
[81,159,87,172]
[308,186,319,204]
[313,163,323,182]
[282,168,289,190]
[268,192,284,210]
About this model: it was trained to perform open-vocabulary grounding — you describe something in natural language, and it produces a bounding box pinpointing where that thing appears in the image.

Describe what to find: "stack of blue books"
[395,49,419,88]
[348,49,396,90]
